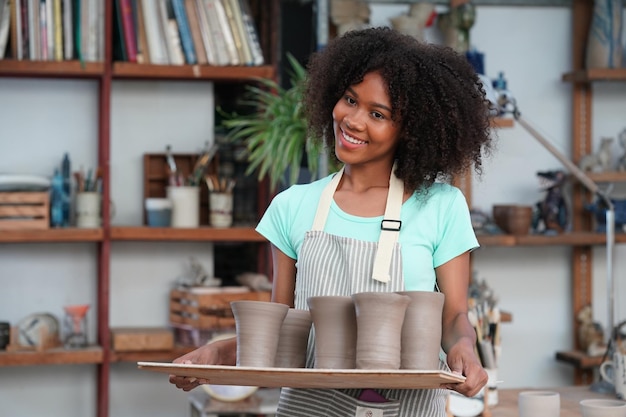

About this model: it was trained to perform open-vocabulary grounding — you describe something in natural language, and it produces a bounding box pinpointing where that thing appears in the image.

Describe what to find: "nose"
[344,110,365,131]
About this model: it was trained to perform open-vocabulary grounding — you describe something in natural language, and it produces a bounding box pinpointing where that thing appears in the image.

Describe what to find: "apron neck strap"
[311,164,404,284]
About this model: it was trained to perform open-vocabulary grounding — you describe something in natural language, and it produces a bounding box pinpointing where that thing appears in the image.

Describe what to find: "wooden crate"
[111,327,174,352]
[143,153,218,226]
[0,192,50,230]
[169,287,271,330]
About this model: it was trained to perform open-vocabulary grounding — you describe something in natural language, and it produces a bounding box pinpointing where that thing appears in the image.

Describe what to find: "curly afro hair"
[303,27,494,194]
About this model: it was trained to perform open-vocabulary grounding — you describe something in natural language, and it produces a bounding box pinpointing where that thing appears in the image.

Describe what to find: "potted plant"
[220,53,337,191]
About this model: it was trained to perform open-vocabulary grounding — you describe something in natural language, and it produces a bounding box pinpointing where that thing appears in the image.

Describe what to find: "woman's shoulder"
[414,182,465,204]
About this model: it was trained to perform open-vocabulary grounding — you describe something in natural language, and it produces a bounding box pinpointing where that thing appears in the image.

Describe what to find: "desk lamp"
[497,95,617,394]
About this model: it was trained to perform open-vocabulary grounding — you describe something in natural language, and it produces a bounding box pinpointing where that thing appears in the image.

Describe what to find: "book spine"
[27,0,35,59]
[10,0,21,59]
[62,0,72,58]
[20,0,29,59]
[53,0,62,60]
[140,0,167,64]
[238,0,262,65]
[202,0,229,65]
[46,0,54,59]
[211,0,238,65]
[39,0,47,60]
[171,0,195,64]
[194,0,216,65]
[183,0,206,64]
[120,0,137,61]
[0,0,11,59]
[219,0,243,64]
[134,0,148,63]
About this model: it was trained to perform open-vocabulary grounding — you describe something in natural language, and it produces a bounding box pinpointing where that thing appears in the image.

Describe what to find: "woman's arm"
[437,251,487,397]
[270,244,297,307]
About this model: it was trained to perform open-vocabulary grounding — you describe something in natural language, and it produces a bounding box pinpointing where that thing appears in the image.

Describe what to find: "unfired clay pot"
[396,290,445,370]
[231,300,289,367]
[580,399,626,417]
[352,291,411,369]
[307,295,357,369]
[275,308,312,368]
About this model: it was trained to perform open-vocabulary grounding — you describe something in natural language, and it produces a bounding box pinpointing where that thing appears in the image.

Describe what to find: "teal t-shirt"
[256,173,479,291]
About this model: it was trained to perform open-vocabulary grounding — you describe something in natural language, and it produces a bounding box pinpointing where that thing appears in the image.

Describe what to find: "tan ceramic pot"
[231,300,289,367]
[307,295,357,369]
[396,290,445,370]
[275,308,312,368]
[352,292,411,369]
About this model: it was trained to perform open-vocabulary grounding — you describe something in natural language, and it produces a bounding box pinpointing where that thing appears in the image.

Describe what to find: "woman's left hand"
[440,338,488,397]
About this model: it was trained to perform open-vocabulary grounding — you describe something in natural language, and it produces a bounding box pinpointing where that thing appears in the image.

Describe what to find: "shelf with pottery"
[0,346,104,366]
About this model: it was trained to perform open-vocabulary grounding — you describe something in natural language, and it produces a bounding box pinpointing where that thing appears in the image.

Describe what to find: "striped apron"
[276,167,448,417]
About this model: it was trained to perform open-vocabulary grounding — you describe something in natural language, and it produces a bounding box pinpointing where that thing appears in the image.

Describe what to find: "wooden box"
[169,287,271,330]
[111,327,174,352]
[0,192,50,230]
[143,153,219,226]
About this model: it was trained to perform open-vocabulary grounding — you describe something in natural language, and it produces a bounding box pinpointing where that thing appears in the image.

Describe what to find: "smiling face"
[332,71,401,168]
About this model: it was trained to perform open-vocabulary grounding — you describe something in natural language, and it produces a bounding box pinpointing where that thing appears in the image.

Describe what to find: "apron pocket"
[277,388,400,417]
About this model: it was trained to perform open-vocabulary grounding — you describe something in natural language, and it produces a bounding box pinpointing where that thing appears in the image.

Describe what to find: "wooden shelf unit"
[110,346,196,363]
[552,0,626,384]
[0,1,281,417]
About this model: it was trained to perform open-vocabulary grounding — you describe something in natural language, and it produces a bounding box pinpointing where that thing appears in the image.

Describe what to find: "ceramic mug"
[600,351,626,400]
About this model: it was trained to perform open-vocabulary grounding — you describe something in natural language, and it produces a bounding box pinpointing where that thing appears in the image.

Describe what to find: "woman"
[171,27,493,416]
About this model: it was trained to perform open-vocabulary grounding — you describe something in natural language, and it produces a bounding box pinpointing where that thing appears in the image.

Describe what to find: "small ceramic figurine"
[579,137,614,172]
[535,170,569,234]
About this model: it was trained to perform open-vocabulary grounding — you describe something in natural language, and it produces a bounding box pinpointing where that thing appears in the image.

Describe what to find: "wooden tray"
[137,362,465,389]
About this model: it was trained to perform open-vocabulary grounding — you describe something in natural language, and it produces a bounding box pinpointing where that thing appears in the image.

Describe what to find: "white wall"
[1,5,626,417]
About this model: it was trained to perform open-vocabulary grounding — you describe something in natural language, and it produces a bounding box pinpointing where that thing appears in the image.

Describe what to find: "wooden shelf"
[477,231,626,247]
[0,346,103,366]
[110,226,266,242]
[586,171,626,183]
[110,346,196,363]
[0,228,104,243]
[0,60,105,78]
[562,68,626,83]
[112,62,275,81]
[555,350,605,370]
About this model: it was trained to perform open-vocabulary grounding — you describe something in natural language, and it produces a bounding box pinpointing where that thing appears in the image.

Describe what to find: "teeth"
[343,130,366,145]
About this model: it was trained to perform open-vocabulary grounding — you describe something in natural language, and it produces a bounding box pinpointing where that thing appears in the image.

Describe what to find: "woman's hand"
[169,337,237,392]
[440,337,488,397]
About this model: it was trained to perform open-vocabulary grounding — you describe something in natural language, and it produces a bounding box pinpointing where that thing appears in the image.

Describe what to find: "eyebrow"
[346,86,393,114]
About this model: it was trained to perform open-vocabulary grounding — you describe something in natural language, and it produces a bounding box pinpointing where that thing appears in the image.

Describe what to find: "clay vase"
[396,291,445,370]
[518,391,560,417]
[352,292,411,369]
[230,300,289,367]
[275,308,312,368]
[585,0,623,69]
[307,295,357,369]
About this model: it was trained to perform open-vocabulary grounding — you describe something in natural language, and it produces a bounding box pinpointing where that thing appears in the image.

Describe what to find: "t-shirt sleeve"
[255,188,298,259]
[432,187,479,268]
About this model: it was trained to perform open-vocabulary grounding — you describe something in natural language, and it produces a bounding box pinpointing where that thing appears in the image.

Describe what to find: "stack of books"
[114,0,264,66]
[0,0,105,62]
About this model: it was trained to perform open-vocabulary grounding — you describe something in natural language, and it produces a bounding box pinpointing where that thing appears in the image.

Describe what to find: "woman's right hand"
[169,337,236,391]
